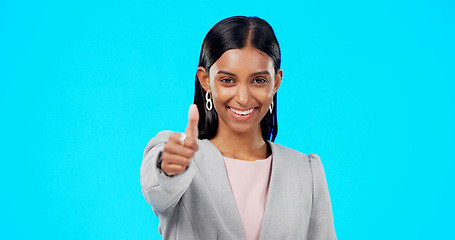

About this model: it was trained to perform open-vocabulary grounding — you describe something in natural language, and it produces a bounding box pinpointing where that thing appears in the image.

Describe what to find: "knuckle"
[187,150,195,159]
[182,148,193,159]
[163,144,175,153]
[162,153,173,165]
[169,133,180,141]
[161,161,169,169]
[183,157,190,166]
[161,152,168,161]
[163,143,170,152]
[189,139,198,150]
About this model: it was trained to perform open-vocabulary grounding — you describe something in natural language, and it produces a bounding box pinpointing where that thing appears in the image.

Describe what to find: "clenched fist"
[160,104,199,176]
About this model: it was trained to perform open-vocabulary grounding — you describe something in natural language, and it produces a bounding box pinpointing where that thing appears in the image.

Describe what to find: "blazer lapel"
[198,139,246,239]
[259,142,313,240]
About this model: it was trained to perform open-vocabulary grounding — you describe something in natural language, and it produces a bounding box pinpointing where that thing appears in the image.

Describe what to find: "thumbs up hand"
[160,104,199,176]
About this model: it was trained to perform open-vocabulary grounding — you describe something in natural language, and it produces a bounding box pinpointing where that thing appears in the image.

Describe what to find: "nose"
[235,84,250,106]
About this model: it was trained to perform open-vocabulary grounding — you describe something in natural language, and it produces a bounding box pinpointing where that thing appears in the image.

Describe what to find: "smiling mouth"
[228,107,257,116]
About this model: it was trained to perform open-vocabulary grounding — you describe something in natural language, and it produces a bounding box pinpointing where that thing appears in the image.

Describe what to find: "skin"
[161,46,282,175]
[161,104,199,176]
[198,46,282,161]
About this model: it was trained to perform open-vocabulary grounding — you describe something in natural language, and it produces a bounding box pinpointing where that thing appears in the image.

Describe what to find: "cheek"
[250,88,274,102]
[210,91,229,112]
[211,85,233,102]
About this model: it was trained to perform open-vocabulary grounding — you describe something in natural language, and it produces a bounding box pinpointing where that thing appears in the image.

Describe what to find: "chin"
[224,119,263,136]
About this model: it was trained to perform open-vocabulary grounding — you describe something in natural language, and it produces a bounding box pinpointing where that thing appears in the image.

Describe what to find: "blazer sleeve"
[140,131,197,213]
[307,154,337,240]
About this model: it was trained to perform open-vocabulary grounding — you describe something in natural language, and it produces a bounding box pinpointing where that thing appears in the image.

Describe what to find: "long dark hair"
[194,16,281,142]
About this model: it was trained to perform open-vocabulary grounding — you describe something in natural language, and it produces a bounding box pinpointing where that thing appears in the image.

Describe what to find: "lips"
[229,107,255,115]
[227,107,258,120]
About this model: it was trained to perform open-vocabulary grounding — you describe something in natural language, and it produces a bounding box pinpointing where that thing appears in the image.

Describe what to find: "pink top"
[223,155,273,240]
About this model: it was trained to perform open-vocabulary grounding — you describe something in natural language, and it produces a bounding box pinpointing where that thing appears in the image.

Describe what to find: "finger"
[167,134,198,153]
[161,152,190,167]
[185,104,199,138]
[183,136,198,151]
[168,132,182,144]
[161,163,186,176]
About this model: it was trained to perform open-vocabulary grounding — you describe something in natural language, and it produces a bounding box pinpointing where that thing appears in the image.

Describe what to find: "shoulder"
[268,141,310,161]
[269,141,323,169]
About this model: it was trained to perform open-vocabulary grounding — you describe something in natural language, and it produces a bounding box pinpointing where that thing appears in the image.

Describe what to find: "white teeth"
[230,107,254,115]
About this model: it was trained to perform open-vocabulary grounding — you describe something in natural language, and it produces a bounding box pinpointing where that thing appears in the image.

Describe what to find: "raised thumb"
[185,104,199,137]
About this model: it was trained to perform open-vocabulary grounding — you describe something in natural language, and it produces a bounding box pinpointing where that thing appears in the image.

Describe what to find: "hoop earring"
[269,100,274,114]
[205,90,213,111]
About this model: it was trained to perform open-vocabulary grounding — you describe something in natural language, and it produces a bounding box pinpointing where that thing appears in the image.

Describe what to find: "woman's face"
[198,46,282,137]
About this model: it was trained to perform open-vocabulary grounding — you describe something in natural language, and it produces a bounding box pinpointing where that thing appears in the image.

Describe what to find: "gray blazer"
[141,131,336,240]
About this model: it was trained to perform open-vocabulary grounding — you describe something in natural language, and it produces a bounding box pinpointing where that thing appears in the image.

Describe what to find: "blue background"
[1,0,454,239]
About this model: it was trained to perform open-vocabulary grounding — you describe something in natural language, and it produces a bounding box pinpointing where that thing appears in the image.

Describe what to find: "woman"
[141,16,336,240]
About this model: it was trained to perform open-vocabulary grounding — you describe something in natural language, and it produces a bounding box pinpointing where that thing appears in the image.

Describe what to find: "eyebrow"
[216,70,271,77]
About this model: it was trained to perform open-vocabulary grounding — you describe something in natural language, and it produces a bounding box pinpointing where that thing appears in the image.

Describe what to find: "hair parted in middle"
[194,16,281,142]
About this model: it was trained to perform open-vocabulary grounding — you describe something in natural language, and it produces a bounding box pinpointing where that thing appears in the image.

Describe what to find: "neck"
[210,123,270,161]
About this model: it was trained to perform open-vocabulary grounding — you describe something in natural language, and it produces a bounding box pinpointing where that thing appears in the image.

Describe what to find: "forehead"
[210,47,274,74]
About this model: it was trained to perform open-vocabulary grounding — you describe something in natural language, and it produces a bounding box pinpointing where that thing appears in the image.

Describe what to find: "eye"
[253,78,268,84]
[220,78,234,83]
